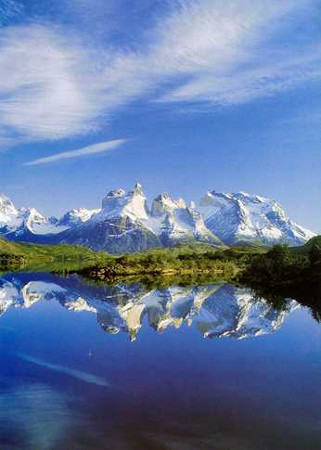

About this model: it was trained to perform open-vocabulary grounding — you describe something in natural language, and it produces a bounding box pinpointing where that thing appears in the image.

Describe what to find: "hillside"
[0,237,105,271]
[292,235,321,254]
[0,237,267,277]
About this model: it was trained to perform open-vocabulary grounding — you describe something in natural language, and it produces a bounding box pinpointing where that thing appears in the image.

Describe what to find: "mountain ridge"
[0,185,315,253]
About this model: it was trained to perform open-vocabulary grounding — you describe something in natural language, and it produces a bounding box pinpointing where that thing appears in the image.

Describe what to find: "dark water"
[0,272,320,450]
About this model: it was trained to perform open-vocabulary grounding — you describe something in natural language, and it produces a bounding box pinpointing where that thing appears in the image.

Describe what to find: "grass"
[0,237,268,277]
[81,243,268,281]
[0,237,106,272]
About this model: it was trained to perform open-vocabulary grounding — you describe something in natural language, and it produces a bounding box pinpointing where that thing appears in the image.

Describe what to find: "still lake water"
[0,272,320,450]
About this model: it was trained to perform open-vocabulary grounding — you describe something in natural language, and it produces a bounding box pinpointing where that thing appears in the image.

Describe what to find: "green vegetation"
[0,235,271,278]
[292,235,321,255]
[242,238,321,287]
[0,237,266,277]
[1,235,320,319]
[0,237,105,272]
[82,244,267,280]
[1,234,320,297]
[240,237,321,321]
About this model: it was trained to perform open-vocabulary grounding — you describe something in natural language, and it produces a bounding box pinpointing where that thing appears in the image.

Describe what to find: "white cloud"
[24,139,127,166]
[151,0,320,103]
[0,0,319,146]
[159,49,321,105]
[0,25,107,141]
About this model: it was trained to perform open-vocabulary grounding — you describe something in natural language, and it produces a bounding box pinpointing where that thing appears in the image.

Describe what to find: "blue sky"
[0,0,320,231]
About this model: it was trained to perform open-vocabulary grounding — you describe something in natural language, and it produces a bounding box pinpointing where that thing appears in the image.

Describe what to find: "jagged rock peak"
[104,188,125,199]
[0,193,15,212]
[102,188,125,209]
[0,187,316,250]
[176,198,186,208]
[100,184,149,220]
[151,193,186,217]
[133,182,144,196]
[102,184,145,210]
[59,208,98,226]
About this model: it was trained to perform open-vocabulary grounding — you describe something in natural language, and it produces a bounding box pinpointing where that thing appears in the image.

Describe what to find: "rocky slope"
[198,191,315,246]
[0,185,315,252]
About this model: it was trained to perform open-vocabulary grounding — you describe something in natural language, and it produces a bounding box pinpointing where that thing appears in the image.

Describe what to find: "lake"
[0,272,320,450]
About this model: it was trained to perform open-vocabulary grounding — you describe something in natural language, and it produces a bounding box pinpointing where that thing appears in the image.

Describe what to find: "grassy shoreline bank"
[1,236,320,318]
[0,237,265,275]
[1,236,320,292]
[79,244,264,281]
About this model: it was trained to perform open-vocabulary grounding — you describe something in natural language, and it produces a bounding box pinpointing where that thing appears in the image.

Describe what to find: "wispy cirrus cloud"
[150,0,320,104]
[0,0,319,146]
[0,0,23,23]
[159,49,321,105]
[24,139,127,166]
[0,25,106,141]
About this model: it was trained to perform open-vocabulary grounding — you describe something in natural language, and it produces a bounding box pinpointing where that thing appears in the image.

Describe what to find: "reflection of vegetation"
[2,234,320,323]
[250,282,321,324]
[242,237,321,287]
[251,288,289,312]
[83,272,229,290]
[241,236,321,323]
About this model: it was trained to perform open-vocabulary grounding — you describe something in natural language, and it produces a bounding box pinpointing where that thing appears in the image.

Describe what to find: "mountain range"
[0,273,298,341]
[0,184,315,253]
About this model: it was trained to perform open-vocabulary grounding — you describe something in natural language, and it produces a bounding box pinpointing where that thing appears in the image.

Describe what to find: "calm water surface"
[0,272,320,450]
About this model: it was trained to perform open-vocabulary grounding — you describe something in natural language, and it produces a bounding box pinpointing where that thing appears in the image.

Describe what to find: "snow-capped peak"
[0,187,316,251]
[0,194,20,232]
[0,195,64,237]
[198,191,315,246]
[19,208,48,232]
[0,193,16,214]
[58,208,99,227]
[151,193,186,217]
[133,182,144,196]
[99,184,149,221]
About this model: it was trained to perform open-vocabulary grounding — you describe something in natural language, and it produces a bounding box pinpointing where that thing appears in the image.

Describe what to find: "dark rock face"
[58,216,161,253]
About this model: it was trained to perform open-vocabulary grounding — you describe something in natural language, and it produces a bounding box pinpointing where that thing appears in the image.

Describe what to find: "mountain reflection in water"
[1,272,320,450]
[0,272,298,341]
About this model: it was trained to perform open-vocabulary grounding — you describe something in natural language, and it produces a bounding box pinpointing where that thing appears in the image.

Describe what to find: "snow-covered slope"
[57,184,221,252]
[0,194,21,232]
[0,273,298,340]
[0,194,100,241]
[145,192,221,246]
[100,183,149,221]
[0,193,64,239]
[57,184,161,253]
[0,187,315,251]
[198,191,315,246]
[58,208,99,227]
